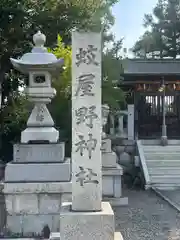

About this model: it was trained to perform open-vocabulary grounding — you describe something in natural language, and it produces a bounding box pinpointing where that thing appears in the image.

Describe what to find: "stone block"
[5,160,71,182]
[104,197,128,207]
[134,155,140,167]
[52,215,60,232]
[127,104,134,140]
[5,195,14,215]
[102,164,123,176]
[114,175,122,198]
[49,232,124,240]
[60,202,115,240]
[101,138,111,153]
[3,182,72,194]
[14,194,38,214]
[13,143,65,163]
[6,215,23,234]
[102,176,114,196]
[39,194,61,214]
[21,127,59,144]
[119,152,131,165]
[102,165,123,198]
[102,152,117,168]
[50,232,61,240]
[22,214,53,235]
[61,193,72,203]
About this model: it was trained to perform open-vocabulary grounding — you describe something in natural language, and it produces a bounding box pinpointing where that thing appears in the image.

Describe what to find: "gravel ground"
[1,188,180,239]
[114,188,180,240]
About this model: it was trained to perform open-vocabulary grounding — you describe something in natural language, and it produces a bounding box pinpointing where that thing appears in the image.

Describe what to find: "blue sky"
[111,0,158,52]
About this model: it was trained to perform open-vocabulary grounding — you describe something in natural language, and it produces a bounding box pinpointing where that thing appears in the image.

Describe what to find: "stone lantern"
[10,31,64,143]
[3,31,71,236]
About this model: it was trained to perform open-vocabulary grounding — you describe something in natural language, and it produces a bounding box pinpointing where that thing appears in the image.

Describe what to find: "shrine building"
[122,59,180,140]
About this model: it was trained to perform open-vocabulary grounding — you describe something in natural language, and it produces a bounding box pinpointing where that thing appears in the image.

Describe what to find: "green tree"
[0,0,120,159]
[0,93,29,161]
[102,39,125,110]
[132,0,180,58]
[48,35,72,156]
[0,0,119,105]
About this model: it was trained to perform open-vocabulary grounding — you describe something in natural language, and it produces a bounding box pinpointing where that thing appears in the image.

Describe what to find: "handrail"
[136,140,151,188]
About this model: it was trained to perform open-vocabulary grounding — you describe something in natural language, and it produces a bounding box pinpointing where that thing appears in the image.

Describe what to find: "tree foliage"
[0,0,119,104]
[102,39,125,110]
[0,93,29,161]
[132,0,180,58]
[49,35,72,155]
[0,0,122,160]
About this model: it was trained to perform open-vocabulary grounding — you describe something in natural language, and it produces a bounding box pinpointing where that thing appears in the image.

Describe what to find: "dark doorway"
[136,94,180,139]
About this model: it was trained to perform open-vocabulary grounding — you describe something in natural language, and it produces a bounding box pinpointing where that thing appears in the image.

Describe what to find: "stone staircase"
[137,140,180,190]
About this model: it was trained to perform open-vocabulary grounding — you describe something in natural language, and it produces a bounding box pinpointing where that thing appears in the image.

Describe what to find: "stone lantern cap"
[10,31,64,74]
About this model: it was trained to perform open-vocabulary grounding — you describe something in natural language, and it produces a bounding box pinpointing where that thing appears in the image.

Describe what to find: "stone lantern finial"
[33,31,46,47]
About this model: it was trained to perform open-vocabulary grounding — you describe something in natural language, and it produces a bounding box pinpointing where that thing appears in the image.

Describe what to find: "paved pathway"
[156,189,180,211]
[114,189,180,240]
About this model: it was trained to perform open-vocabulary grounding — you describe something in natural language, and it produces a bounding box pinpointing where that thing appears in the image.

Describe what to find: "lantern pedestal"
[21,127,59,143]
[21,86,59,143]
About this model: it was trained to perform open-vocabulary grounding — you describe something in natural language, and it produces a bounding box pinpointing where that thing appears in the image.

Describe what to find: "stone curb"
[152,187,180,212]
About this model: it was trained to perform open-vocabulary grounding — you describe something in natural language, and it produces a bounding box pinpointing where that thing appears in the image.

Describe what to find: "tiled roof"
[123,59,180,75]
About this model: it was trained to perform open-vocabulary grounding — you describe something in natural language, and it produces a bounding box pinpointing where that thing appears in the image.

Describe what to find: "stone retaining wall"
[3,182,71,236]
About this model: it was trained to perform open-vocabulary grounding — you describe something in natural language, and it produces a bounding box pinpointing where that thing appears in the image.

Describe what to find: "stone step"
[144,149,180,153]
[144,150,180,154]
[146,160,180,167]
[149,167,180,175]
[145,154,180,160]
[144,151,180,155]
[151,183,180,190]
[151,175,180,184]
[0,239,35,240]
[143,145,180,151]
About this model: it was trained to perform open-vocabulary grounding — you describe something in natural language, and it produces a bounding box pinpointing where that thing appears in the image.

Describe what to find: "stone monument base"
[102,138,128,207]
[102,165,128,206]
[59,202,123,240]
[50,232,123,240]
[3,142,72,236]
[21,127,59,143]
[13,143,65,162]
[5,160,71,182]
[3,182,72,236]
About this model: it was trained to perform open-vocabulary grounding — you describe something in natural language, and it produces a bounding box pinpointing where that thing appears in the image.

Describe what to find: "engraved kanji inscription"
[75,105,98,128]
[36,105,45,122]
[75,133,97,159]
[75,166,99,186]
[76,45,99,67]
[75,73,95,96]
